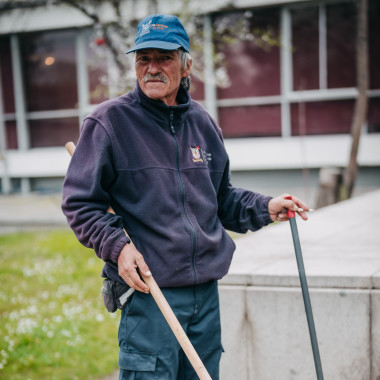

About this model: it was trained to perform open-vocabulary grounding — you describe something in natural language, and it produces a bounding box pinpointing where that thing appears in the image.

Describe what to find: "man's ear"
[182,58,192,78]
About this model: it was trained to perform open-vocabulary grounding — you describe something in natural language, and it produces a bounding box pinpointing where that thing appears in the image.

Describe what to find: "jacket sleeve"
[61,118,129,263]
[217,160,273,233]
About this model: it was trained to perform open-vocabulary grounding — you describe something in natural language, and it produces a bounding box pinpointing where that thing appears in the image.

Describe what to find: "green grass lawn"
[0,230,120,380]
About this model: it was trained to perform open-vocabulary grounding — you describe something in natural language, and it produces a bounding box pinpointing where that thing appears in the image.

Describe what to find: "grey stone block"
[372,290,380,380]
[219,286,372,380]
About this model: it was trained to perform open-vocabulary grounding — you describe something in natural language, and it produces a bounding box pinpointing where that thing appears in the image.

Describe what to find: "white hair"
[178,48,192,90]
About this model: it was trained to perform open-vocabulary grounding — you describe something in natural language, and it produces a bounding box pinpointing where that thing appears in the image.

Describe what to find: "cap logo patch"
[140,20,152,37]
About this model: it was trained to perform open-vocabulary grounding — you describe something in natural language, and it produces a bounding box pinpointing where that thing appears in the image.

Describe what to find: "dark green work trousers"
[118,280,223,379]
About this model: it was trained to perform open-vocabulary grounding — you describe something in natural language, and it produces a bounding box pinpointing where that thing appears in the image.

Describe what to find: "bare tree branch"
[0,0,49,11]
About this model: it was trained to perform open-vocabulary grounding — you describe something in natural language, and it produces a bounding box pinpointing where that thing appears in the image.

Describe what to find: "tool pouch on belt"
[101,278,135,313]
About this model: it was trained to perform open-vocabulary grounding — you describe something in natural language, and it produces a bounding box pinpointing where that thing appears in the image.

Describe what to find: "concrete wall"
[218,190,380,379]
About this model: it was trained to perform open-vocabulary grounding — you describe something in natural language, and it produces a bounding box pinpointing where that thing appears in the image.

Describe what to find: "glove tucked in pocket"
[101,278,135,313]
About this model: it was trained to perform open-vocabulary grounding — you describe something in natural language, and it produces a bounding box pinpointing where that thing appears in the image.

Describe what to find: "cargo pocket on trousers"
[119,348,157,373]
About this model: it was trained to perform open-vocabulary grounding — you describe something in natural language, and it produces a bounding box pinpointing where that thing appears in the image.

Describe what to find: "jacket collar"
[133,80,191,127]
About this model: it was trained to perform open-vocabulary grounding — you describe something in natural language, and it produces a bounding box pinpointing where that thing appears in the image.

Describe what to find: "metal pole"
[286,196,324,380]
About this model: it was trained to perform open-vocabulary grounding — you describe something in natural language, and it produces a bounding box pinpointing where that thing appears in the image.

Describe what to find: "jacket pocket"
[119,348,157,372]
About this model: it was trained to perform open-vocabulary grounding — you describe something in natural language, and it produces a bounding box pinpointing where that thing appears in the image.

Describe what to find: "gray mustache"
[143,74,168,83]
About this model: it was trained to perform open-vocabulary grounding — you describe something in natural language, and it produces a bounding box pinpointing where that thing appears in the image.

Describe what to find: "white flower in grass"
[22,268,35,277]
[16,318,38,334]
[27,305,37,315]
[61,329,71,337]
[66,334,83,347]
[9,310,19,320]
[52,315,63,323]
[40,291,49,300]
[62,303,83,319]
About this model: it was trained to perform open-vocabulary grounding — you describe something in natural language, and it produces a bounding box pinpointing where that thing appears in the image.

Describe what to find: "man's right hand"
[118,243,151,293]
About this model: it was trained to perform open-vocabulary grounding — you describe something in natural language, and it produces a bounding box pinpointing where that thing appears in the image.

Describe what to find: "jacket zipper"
[169,111,198,284]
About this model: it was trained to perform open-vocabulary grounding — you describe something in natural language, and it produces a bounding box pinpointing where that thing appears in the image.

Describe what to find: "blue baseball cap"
[126,14,190,54]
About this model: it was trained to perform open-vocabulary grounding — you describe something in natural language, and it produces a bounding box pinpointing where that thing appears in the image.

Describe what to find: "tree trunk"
[341,0,369,200]
[316,167,343,209]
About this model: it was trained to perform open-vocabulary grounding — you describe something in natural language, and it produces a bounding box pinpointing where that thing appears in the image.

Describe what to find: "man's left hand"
[268,194,310,222]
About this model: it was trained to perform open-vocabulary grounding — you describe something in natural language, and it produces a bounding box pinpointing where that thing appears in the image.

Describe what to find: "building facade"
[0,0,379,204]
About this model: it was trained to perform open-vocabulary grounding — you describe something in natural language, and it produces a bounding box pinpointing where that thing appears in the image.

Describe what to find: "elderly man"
[62,14,309,380]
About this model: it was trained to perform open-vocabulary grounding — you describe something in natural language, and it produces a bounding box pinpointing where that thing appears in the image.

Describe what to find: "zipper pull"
[169,111,175,134]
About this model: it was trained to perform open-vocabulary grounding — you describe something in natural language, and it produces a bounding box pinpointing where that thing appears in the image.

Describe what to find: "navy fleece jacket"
[62,82,273,287]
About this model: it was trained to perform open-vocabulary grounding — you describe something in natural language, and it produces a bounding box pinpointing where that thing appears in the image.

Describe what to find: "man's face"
[135,49,191,106]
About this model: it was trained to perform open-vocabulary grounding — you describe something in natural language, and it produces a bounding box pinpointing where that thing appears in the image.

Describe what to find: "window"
[292,7,319,91]
[215,9,281,99]
[289,2,372,136]
[0,37,17,149]
[213,9,281,137]
[5,121,17,150]
[219,105,281,138]
[368,98,380,133]
[326,2,356,89]
[21,30,78,111]
[369,0,380,89]
[0,37,15,114]
[29,118,79,148]
[19,30,79,147]
[291,100,354,135]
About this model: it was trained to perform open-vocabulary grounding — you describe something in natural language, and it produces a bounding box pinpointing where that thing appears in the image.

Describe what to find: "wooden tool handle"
[65,141,76,157]
[140,273,212,379]
[65,141,212,380]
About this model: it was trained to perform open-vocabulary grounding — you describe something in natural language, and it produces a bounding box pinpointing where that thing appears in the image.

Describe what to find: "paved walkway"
[101,371,119,380]
[224,187,380,289]
[0,193,67,234]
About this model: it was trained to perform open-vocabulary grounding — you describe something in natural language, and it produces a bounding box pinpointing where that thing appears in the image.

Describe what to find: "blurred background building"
[0,0,379,207]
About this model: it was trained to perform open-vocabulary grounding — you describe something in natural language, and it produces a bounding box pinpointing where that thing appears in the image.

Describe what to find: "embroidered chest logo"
[190,146,203,162]
[190,146,212,165]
